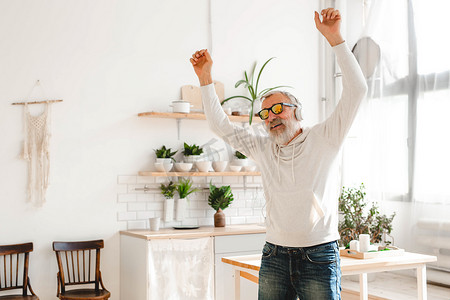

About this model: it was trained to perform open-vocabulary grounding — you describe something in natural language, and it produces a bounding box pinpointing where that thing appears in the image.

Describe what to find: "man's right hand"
[190,49,213,86]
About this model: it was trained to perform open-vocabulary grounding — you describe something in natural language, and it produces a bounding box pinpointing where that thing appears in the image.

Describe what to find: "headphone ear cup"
[295,106,303,121]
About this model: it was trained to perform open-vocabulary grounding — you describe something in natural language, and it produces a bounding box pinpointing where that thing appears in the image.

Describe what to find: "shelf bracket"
[176,119,182,140]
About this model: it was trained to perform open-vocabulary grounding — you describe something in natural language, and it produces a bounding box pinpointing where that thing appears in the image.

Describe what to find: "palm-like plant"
[176,178,198,199]
[221,57,291,124]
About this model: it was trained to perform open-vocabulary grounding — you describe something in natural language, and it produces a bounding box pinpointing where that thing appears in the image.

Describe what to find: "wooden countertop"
[120,224,266,240]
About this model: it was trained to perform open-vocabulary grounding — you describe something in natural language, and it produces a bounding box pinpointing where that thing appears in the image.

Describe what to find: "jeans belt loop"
[274,244,277,256]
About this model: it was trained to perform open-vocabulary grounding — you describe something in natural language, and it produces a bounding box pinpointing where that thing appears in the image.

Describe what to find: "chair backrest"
[52,240,104,294]
[0,242,33,296]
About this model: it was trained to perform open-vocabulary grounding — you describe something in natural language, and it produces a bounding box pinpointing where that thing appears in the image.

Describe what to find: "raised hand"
[314,8,344,47]
[190,49,213,86]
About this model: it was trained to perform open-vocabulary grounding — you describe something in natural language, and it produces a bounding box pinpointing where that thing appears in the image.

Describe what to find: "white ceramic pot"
[171,100,191,113]
[163,198,174,222]
[233,158,249,167]
[184,155,204,163]
[156,158,172,164]
[154,162,173,172]
[176,198,187,221]
[175,162,193,172]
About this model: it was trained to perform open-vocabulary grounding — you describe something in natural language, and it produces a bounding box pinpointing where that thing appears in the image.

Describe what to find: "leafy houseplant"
[338,183,396,248]
[234,151,247,160]
[160,181,176,222]
[221,57,291,125]
[176,178,199,199]
[175,178,199,221]
[160,181,176,199]
[208,183,234,227]
[155,145,177,162]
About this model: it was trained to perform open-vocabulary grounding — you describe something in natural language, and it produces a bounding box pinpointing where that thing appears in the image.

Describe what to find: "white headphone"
[261,91,303,121]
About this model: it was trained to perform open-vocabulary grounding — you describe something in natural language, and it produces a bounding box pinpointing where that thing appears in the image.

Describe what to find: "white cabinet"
[120,231,265,300]
[214,233,266,300]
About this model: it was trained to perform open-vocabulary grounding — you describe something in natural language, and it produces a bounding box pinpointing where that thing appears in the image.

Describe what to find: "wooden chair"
[52,240,110,300]
[0,242,39,299]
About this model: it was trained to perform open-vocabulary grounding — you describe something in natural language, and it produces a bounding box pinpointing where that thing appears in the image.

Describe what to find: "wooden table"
[222,252,437,300]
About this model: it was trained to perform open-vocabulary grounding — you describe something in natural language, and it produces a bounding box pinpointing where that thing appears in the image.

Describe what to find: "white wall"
[0,0,321,298]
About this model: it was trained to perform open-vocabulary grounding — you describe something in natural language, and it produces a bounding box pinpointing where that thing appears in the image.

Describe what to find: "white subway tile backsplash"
[230,217,246,224]
[118,211,136,221]
[128,202,147,211]
[127,220,147,230]
[238,208,253,216]
[147,201,164,211]
[137,176,156,184]
[253,176,263,183]
[137,194,155,202]
[136,211,154,220]
[118,194,137,203]
[118,174,265,229]
[222,176,239,184]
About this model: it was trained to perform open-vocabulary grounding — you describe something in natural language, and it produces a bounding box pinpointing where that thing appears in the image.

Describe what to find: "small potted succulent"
[233,150,249,167]
[175,178,199,221]
[208,182,234,227]
[160,181,176,222]
[154,145,177,164]
[182,142,204,163]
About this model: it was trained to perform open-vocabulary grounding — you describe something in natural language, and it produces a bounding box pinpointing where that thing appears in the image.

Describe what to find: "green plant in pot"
[154,145,177,163]
[221,57,291,125]
[338,183,396,248]
[233,150,249,167]
[175,178,199,221]
[160,181,176,222]
[208,182,234,227]
[182,142,204,163]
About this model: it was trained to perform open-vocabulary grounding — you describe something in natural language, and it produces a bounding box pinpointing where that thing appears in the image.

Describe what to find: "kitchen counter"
[120,224,266,240]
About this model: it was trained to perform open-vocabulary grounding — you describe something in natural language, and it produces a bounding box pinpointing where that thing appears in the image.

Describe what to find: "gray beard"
[265,118,302,145]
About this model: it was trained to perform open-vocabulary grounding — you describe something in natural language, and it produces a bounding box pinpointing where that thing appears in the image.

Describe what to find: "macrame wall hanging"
[12,80,63,206]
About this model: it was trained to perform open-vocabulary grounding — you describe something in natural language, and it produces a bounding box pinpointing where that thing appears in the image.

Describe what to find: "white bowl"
[195,161,212,172]
[154,162,173,172]
[175,162,193,172]
[233,158,249,166]
[212,161,228,172]
[229,165,242,172]
[244,165,257,172]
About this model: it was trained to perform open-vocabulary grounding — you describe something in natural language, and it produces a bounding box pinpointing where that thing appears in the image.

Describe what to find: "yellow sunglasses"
[257,102,297,120]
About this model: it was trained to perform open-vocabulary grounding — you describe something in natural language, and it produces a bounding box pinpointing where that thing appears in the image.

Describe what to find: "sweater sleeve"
[200,84,266,160]
[315,42,368,146]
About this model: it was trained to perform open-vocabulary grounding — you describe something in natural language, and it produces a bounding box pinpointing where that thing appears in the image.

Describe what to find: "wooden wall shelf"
[138,111,261,123]
[138,171,261,177]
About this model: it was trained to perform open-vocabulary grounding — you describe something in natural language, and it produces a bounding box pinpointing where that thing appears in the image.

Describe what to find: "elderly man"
[190,8,367,300]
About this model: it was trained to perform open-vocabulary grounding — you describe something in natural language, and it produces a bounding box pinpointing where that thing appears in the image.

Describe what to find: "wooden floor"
[341,272,450,300]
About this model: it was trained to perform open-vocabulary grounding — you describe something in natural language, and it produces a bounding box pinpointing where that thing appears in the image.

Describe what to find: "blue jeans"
[258,241,341,300]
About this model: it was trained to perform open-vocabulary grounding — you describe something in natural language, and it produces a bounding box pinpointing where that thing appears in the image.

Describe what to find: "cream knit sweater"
[201,42,367,247]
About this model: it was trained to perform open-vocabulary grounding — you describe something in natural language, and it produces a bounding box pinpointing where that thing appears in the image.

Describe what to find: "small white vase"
[163,198,174,222]
[176,198,187,221]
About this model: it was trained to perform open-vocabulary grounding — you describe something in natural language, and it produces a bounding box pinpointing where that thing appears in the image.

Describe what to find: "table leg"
[359,273,368,300]
[234,269,240,300]
[417,265,427,300]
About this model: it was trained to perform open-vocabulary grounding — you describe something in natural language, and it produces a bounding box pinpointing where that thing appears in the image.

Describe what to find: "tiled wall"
[117,175,266,230]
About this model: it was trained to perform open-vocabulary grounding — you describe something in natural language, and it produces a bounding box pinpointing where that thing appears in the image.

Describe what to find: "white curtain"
[148,237,214,300]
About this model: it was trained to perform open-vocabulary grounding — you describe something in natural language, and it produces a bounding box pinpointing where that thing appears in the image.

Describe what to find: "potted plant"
[154,145,177,164]
[160,181,176,222]
[221,57,291,125]
[182,142,204,164]
[208,182,234,227]
[338,183,396,248]
[233,151,249,167]
[175,178,199,221]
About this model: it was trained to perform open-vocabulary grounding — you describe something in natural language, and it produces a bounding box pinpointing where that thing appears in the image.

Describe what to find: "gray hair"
[259,90,301,106]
